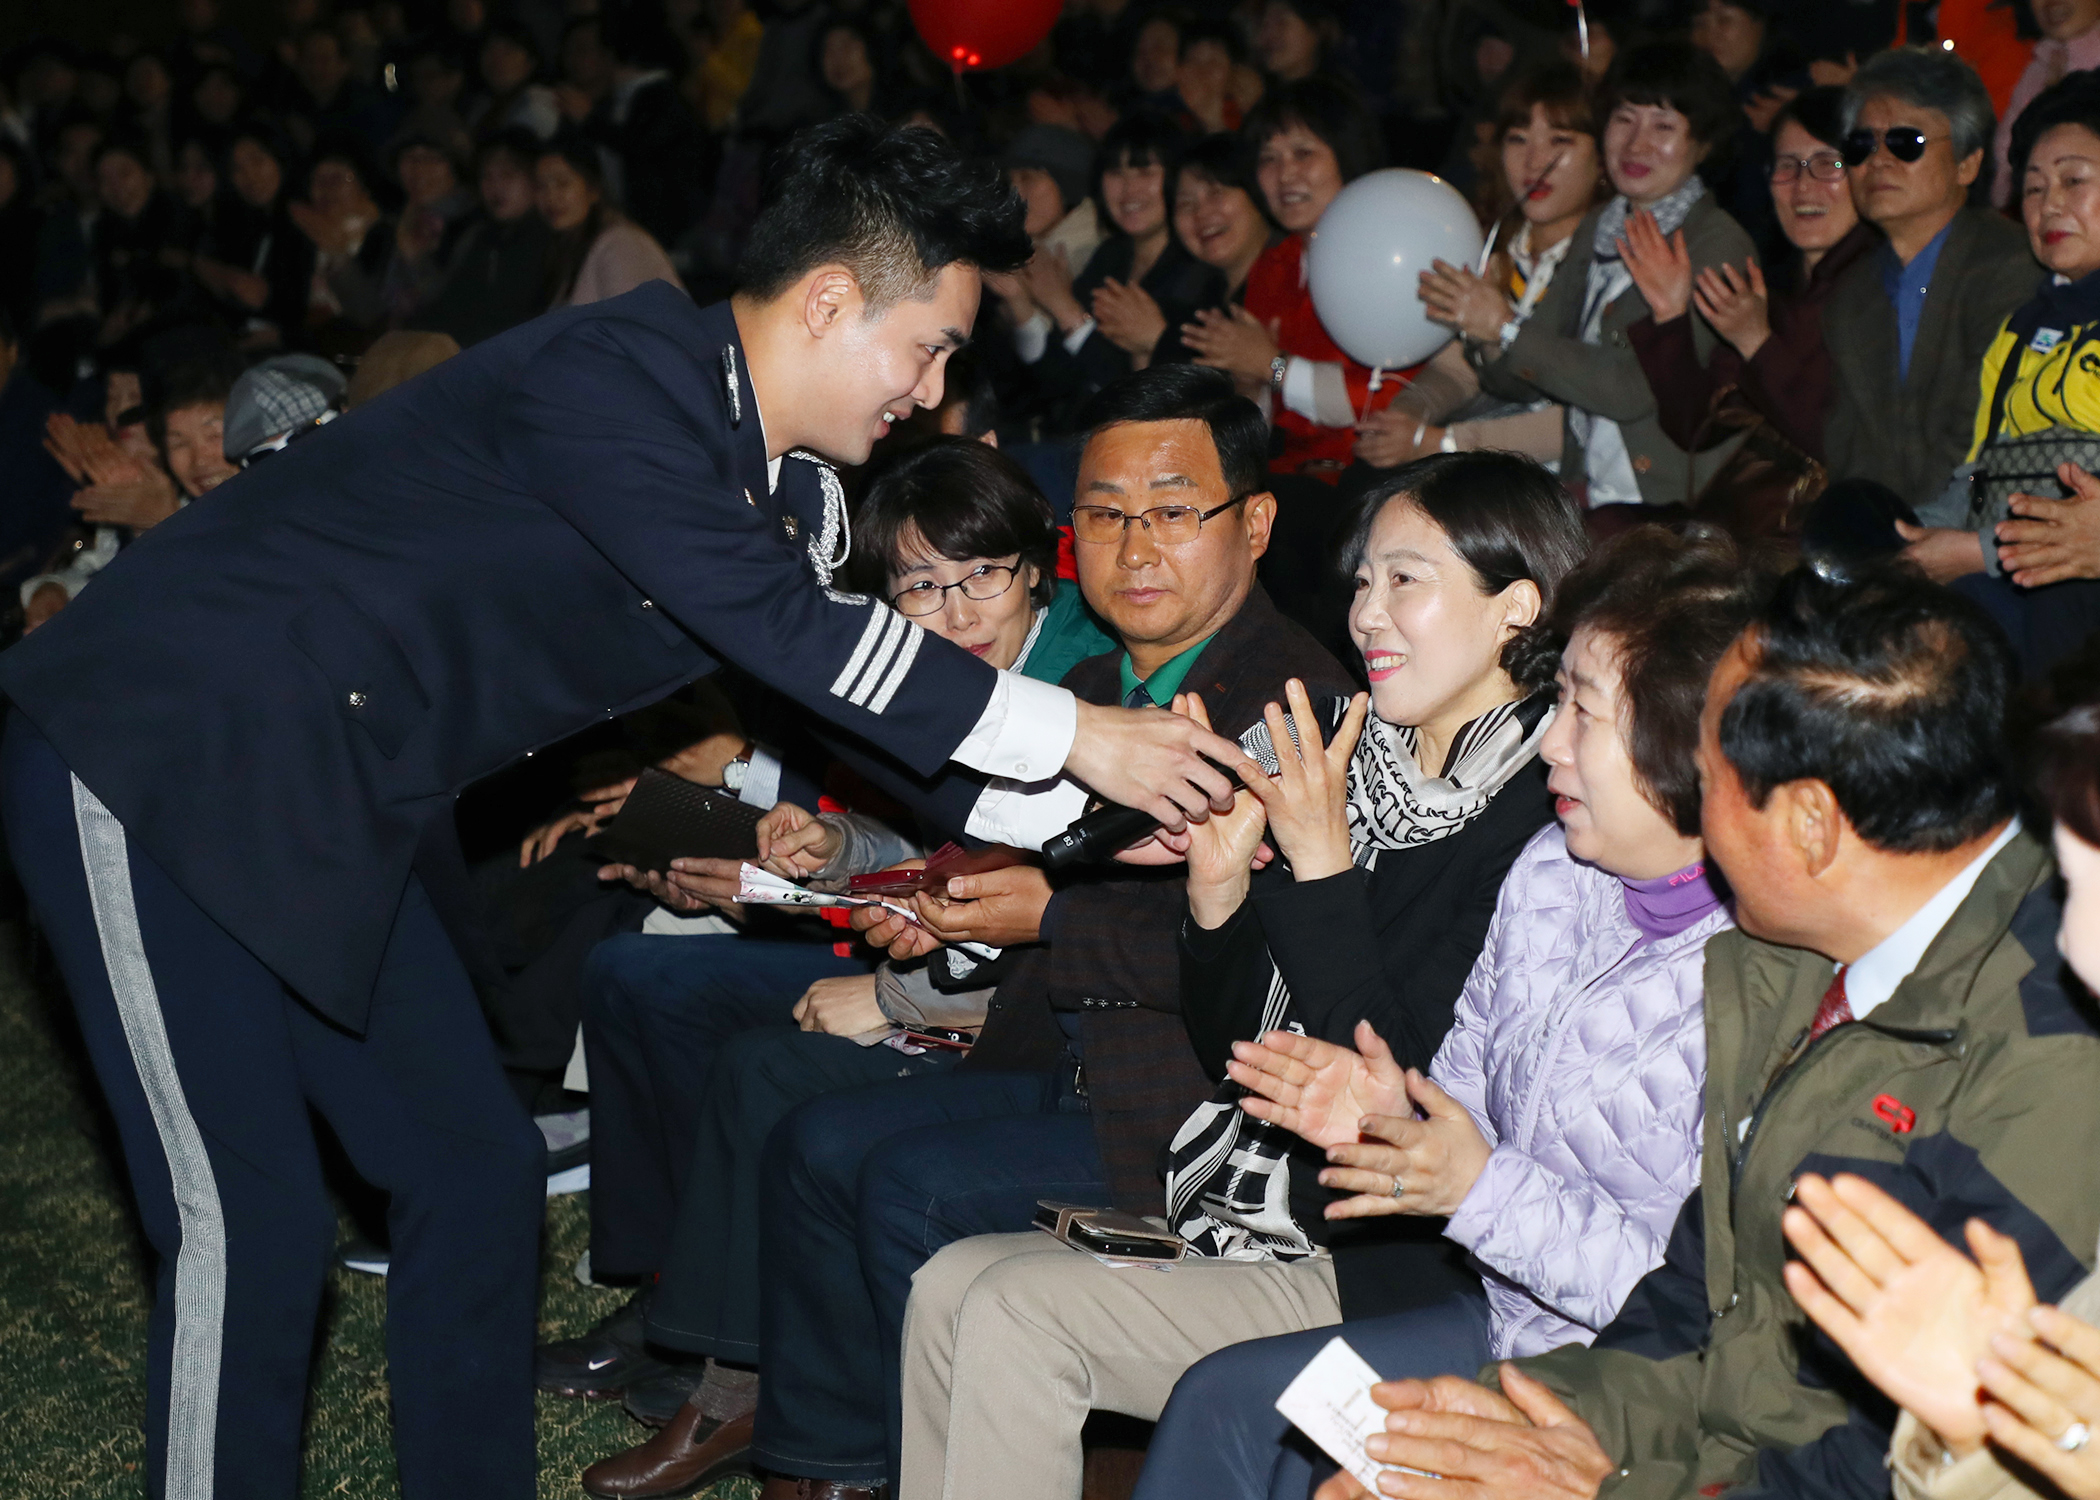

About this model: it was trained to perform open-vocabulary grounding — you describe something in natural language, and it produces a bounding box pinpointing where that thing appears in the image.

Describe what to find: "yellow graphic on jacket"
[1967,317,2100,459]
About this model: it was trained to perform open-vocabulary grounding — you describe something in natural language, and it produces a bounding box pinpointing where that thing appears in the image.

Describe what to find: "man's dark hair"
[145,350,245,446]
[1550,525,1772,835]
[1243,75,1386,184]
[1078,364,1269,502]
[2010,70,2100,183]
[737,116,1031,314]
[1718,565,2017,853]
[853,438,1060,609]
[1340,451,1589,696]
[1604,40,1740,153]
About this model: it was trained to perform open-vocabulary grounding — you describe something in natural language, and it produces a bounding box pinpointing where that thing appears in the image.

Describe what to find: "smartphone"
[1069,1220,1184,1261]
[899,1027,974,1053]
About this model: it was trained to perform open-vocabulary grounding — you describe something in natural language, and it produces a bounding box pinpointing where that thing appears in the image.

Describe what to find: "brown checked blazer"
[1822,206,2035,511]
[960,582,1355,1213]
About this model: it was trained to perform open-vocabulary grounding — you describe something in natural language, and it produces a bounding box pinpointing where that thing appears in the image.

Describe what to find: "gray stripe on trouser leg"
[71,774,226,1500]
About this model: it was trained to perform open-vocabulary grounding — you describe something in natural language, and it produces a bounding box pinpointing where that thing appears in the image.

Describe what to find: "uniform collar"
[696,298,774,506]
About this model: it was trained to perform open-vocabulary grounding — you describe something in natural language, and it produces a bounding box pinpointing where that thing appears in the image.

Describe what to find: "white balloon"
[1306,169,1485,371]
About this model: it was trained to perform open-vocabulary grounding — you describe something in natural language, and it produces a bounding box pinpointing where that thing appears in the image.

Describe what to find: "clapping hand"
[1228,1019,1409,1148]
[1781,1171,2037,1455]
[1997,463,2100,588]
[1618,211,1693,323]
[1692,261,1772,361]
[1236,680,1368,884]
[1182,304,1282,385]
[1320,1068,1494,1219]
[1977,1306,2100,1499]
[1417,258,1513,345]
[1093,277,1168,359]
[1175,689,1273,921]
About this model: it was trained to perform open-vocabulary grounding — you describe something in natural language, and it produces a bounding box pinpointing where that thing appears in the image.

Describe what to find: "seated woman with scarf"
[1129,522,1765,1500]
[893,451,1585,1500]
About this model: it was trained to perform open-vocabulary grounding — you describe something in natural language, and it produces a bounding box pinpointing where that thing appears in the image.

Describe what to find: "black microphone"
[1041,743,1284,871]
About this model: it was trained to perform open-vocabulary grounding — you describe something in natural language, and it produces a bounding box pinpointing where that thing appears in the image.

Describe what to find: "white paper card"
[1275,1336,1407,1493]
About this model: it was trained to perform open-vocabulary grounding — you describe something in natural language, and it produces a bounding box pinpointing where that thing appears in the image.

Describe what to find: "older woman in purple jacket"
[1131,525,1767,1500]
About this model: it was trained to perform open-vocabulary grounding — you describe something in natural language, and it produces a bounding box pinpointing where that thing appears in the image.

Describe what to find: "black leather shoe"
[622,1358,710,1427]
[538,1288,663,1397]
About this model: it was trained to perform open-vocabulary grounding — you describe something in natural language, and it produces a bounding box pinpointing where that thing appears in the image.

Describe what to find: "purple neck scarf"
[1622,860,1722,943]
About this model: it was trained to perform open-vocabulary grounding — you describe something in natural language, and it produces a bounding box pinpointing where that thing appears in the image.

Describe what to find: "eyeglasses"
[1072,495,1247,546]
[1771,152,1847,183]
[1840,127,1951,167]
[888,563,1021,617]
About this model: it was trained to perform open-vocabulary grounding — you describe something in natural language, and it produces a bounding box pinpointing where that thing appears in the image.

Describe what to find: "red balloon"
[908,0,1060,72]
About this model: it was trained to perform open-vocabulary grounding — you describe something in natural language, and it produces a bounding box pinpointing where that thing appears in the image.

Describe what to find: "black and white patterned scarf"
[1163,693,1553,1262]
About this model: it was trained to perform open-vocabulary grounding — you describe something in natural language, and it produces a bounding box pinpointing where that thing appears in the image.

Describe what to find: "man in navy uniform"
[0,117,1253,1500]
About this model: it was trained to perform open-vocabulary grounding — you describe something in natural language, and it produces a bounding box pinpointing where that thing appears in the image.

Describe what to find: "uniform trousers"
[899,1233,1342,1500]
[0,713,545,1500]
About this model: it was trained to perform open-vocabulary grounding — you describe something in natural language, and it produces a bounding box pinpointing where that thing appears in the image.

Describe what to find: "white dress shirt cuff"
[736,746,784,810]
[966,772,1094,851]
[1014,310,1054,364]
[1062,317,1098,355]
[952,671,1076,783]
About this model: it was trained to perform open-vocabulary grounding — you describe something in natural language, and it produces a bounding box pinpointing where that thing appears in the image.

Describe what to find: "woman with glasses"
[1472,42,1756,511]
[1620,86,1874,475]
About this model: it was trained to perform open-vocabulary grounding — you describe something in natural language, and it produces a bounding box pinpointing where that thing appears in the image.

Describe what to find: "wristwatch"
[1496,318,1523,349]
[1268,354,1290,389]
[721,742,755,793]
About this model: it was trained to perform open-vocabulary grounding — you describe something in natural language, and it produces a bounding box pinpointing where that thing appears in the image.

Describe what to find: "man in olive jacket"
[1321,567,2100,1500]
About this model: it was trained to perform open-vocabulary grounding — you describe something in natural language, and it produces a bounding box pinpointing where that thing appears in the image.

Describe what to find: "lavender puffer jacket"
[1433,825,1730,1360]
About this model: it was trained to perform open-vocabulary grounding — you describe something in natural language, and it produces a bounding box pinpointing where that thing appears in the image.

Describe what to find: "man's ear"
[1242,490,1277,562]
[1956,146,1985,188]
[1781,778,1845,879]
[801,268,858,339]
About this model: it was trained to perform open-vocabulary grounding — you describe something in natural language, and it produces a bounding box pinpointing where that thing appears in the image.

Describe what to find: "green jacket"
[1517,830,2100,1500]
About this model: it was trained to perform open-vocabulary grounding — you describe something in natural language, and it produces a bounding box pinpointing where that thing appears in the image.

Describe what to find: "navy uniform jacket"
[0,285,1003,1033]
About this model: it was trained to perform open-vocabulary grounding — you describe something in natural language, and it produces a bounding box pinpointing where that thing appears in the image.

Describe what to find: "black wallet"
[587,767,766,874]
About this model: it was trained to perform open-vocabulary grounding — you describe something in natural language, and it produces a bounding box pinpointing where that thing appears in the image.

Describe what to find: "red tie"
[1808,967,1853,1041]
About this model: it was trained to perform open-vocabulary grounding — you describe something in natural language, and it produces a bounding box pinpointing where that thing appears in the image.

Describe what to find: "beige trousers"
[898,1232,1341,1500]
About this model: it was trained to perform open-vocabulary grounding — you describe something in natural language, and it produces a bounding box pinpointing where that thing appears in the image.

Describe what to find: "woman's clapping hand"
[1237,679,1367,885]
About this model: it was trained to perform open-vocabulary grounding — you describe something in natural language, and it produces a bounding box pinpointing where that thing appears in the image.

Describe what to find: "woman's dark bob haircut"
[1340,451,1589,696]
[1602,40,1740,153]
[853,437,1059,610]
[1548,524,1773,835]
[1242,75,1387,185]
[1495,59,1600,142]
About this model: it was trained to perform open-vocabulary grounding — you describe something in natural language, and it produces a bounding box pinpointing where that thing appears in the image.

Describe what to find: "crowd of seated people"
[20,0,2100,1498]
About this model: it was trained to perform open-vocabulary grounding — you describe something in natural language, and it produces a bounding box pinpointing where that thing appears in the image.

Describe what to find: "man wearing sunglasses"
[1823,48,2034,530]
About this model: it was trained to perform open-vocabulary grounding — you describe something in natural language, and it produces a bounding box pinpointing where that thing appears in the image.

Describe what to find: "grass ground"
[0,922,760,1499]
